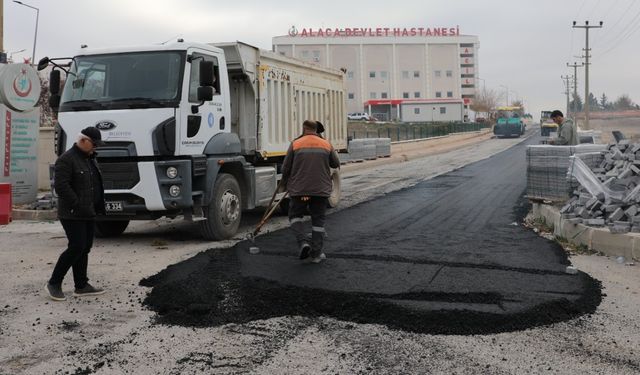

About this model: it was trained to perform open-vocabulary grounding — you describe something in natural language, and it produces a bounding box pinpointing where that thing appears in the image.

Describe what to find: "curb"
[531,203,639,261]
[11,209,58,221]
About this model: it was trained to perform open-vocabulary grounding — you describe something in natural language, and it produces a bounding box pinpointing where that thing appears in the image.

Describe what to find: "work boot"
[45,282,66,301]
[73,283,106,297]
[310,251,326,264]
[299,242,311,260]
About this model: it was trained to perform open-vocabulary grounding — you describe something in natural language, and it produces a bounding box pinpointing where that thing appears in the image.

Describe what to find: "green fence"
[348,122,492,142]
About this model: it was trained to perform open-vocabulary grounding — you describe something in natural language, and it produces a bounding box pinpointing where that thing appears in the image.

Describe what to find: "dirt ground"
[1,126,639,374]
[579,117,640,143]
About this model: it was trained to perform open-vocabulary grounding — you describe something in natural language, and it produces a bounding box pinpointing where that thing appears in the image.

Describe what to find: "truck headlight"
[166,167,178,179]
[169,185,181,197]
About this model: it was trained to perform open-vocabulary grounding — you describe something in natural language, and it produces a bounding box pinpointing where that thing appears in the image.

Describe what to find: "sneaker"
[73,283,106,297]
[311,253,326,264]
[45,283,66,301]
[299,242,311,260]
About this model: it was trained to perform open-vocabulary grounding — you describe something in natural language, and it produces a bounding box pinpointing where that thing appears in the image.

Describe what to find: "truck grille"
[100,162,140,190]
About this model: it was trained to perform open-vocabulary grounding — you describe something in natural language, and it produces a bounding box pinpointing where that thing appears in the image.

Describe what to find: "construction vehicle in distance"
[493,106,525,138]
[539,110,558,136]
[39,40,347,240]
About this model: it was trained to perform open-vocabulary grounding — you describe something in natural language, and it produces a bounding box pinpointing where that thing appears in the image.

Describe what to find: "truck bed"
[213,42,347,158]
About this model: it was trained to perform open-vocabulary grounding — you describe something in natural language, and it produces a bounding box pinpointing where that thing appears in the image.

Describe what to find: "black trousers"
[289,196,327,252]
[49,219,95,288]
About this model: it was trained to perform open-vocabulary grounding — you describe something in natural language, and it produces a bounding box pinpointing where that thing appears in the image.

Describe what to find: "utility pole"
[561,75,571,116]
[573,21,603,129]
[567,62,584,117]
[1,0,4,61]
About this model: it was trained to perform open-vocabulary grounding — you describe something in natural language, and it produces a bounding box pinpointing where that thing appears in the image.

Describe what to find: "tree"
[570,93,583,112]
[470,87,499,115]
[613,94,636,110]
[587,92,599,111]
[600,93,609,111]
[36,72,58,127]
[511,99,524,111]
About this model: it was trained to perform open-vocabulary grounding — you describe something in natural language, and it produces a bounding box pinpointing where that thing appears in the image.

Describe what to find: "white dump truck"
[40,40,347,239]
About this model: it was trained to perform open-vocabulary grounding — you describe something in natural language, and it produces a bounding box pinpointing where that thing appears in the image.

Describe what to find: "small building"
[365,99,464,122]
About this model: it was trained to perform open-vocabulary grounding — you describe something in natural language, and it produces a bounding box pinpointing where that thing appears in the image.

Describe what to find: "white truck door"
[178,50,227,155]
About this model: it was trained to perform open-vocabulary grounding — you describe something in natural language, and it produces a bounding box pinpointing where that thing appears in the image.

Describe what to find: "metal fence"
[349,122,491,142]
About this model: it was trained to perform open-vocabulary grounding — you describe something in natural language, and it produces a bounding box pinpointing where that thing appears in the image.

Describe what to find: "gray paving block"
[609,207,625,222]
[625,205,638,218]
[584,218,605,226]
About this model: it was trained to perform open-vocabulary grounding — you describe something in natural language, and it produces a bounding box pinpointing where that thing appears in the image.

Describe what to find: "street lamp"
[13,1,39,65]
[9,49,26,62]
[476,77,486,92]
[499,85,509,106]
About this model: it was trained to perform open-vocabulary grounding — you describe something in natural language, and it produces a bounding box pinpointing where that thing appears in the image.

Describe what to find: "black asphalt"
[141,136,602,335]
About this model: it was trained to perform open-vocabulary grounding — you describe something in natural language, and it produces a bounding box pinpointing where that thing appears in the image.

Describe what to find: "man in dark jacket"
[46,127,107,301]
[282,120,340,263]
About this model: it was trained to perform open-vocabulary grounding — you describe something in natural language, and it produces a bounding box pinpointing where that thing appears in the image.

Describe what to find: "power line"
[598,16,640,56]
[587,0,604,19]
[593,0,638,47]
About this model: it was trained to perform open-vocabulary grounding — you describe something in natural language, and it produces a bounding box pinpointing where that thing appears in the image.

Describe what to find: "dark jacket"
[54,144,105,220]
[282,133,340,197]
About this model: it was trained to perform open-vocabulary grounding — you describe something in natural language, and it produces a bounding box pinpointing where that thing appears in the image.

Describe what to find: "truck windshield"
[59,51,185,112]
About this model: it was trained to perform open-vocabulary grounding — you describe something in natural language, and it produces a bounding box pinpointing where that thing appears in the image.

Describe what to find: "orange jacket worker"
[281,120,340,263]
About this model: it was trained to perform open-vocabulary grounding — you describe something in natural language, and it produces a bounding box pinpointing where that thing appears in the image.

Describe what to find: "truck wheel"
[95,220,129,238]
[327,169,341,208]
[199,173,242,240]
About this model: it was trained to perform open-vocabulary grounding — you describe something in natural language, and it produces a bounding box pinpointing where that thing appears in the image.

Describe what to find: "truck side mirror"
[37,57,50,71]
[50,70,61,95]
[49,95,61,110]
[197,86,214,102]
[199,61,215,87]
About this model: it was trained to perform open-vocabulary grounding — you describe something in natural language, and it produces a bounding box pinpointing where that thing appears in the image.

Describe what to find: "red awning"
[364,98,464,106]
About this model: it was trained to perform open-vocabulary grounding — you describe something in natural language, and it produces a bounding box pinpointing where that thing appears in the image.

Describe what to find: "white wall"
[400,102,463,122]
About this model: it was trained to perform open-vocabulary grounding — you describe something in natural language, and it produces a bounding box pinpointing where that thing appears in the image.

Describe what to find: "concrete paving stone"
[625,205,638,218]
[604,204,622,213]
[609,207,625,222]
[584,218,605,227]
[619,168,633,180]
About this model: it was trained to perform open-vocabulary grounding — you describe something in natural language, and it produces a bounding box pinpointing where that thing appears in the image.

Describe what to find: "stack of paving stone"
[362,139,378,160]
[375,138,391,157]
[561,141,640,233]
[526,144,608,201]
[345,138,391,163]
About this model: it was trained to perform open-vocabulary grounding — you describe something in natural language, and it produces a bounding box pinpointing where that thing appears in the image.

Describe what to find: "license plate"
[105,201,123,212]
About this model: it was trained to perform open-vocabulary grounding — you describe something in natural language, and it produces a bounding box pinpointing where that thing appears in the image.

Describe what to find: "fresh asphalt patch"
[141,137,602,335]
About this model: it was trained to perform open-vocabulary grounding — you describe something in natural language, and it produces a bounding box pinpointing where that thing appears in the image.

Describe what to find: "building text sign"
[288,26,461,38]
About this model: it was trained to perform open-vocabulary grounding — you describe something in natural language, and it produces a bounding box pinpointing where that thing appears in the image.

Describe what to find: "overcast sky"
[4,0,639,117]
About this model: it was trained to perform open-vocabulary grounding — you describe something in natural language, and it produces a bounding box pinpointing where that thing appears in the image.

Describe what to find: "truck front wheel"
[95,220,130,238]
[199,173,242,240]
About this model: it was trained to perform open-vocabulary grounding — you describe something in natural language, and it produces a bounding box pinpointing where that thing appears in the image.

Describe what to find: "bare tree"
[470,88,499,117]
[36,72,58,127]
